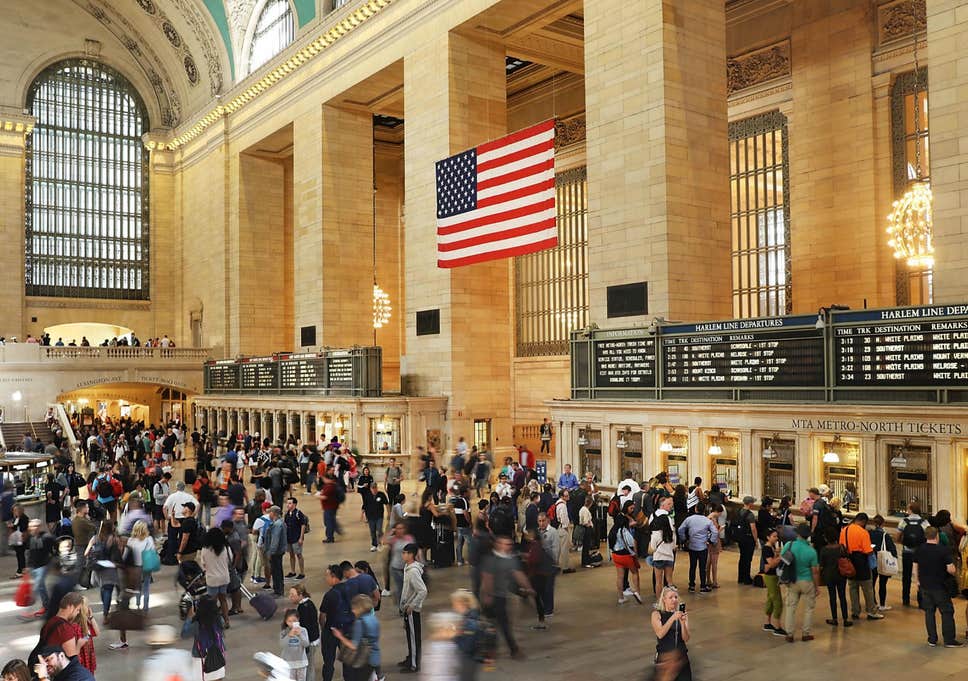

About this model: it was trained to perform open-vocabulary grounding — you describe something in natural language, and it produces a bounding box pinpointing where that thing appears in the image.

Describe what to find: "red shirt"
[319,482,341,511]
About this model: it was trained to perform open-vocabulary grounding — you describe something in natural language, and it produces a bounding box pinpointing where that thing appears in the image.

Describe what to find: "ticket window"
[619,431,644,482]
[579,429,602,482]
[763,438,796,500]
[707,435,739,497]
[660,432,689,485]
[887,444,932,516]
[370,417,401,454]
[821,439,860,511]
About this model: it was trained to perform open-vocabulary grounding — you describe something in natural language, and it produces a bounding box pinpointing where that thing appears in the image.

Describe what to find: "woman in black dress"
[417,487,437,562]
[650,586,691,681]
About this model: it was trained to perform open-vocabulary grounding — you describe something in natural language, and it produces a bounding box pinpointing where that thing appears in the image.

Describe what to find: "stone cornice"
[0,111,36,136]
[727,39,791,95]
[159,0,395,150]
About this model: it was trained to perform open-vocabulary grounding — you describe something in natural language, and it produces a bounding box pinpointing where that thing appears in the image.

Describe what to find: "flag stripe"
[477,138,554,174]
[438,216,556,252]
[438,235,559,268]
[477,128,555,167]
[437,207,557,244]
[437,196,555,233]
[477,119,555,156]
[477,177,554,210]
[477,158,555,191]
[438,227,559,263]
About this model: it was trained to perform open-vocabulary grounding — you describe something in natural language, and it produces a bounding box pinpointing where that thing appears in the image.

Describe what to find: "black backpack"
[902,520,926,549]
[728,509,753,542]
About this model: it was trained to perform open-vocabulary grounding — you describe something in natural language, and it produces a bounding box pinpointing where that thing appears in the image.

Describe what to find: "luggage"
[434,527,455,568]
[185,469,197,485]
[240,583,277,620]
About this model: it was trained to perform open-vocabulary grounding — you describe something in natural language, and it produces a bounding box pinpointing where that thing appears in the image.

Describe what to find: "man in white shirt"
[494,473,513,500]
[161,481,196,563]
[554,491,574,573]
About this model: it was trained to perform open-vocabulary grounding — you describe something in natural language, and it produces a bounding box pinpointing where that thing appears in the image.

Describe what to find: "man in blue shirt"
[557,464,578,493]
[677,508,719,593]
[283,497,308,580]
[319,565,351,681]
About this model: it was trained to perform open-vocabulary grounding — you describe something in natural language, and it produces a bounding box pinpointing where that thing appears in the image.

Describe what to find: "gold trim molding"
[727,39,791,95]
[877,0,926,46]
[0,112,35,136]
[151,0,395,151]
[554,113,585,149]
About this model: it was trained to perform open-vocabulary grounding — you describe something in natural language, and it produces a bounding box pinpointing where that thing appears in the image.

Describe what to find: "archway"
[58,382,194,430]
[44,322,134,347]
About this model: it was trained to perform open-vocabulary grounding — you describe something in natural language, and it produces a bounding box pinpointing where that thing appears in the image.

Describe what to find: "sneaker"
[285,573,296,578]
[687,586,696,593]
[772,628,789,637]
[617,597,628,605]
[928,641,938,647]
[632,592,643,604]
[843,620,853,628]
[763,624,775,631]
[296,574,305,580]
[944,641,965,648]
[109,642,128,650]
[785,635,795,643]
[878,605,892,611]
[867,613,885,620]
[825,619,839,626]
[381,589,392,597]
[623,588,634,597]
[262,584,274,590]
[530,623,548,630]
[700,586,712,593]
[251,576,265,584]
[583,564,598,568]
[370,546,378,552]
[31,608,46,618]
[802,635,815,642]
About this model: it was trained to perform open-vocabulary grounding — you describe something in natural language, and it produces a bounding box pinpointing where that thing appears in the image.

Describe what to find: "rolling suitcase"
[185,468,197,486]
[240,583,277,620]
[434,526,455,568]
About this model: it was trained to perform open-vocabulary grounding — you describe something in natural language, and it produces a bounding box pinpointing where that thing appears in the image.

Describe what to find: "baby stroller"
[176,560,207,620]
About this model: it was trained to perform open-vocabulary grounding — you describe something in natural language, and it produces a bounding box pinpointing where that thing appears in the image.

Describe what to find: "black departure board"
[661,315,824,388]
[280,354,326,390]
[327,355,354,388]
[593,332,657,388]
[240,357,277,390]
[207,362,239,391]
[833,305,968,387]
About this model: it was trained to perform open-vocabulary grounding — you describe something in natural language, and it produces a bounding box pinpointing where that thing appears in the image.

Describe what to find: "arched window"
[25,59,149,300]
[248,0,295,74]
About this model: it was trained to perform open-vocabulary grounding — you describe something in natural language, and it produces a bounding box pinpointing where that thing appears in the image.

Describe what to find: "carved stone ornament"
[555,114,586,149]
[727,40,791,94]
[880,0,926,42]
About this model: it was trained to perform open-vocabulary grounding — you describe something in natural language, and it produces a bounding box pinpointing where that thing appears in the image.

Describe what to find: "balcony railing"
[0,344,211,363]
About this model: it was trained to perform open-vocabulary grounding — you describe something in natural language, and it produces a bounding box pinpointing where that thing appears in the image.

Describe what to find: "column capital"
[0,110,35,156]
[143,130,176,172]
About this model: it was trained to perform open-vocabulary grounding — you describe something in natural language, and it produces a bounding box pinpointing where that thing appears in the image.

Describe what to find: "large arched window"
[25,59,149,300]
[247,0,295,74]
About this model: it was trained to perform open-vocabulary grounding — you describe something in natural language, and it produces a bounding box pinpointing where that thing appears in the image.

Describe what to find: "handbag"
[876,533,899,577]
[338,638,372,668]
[9,530,23,546]
[15,572,33,607]
[837,547,856,579]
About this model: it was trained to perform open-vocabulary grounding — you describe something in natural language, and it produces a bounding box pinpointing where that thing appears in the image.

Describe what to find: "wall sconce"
[823,434,842,464]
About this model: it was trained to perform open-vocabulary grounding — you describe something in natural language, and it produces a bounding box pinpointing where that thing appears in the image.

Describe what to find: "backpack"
[777,541,797,584]
[334,485,346,504]
[142,542,161,573]
[28,617,73,673]
[606,495,622,520]
[799,496,815,517]
[902,520,926,549]
[546,500,558,525]
[728,509,753,542]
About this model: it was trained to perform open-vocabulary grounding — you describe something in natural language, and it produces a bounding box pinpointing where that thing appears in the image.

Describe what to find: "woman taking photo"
[69,596,98,674]
[200,528,232,628]
[610,501,642,605]
[651,586,691,681]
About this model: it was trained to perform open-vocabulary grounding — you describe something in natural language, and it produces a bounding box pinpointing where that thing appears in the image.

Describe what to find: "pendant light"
[822,435,842,464]
[708,430,724,456]
[616,427,628,450]
[577,425,589,447]
[659,427,675,453]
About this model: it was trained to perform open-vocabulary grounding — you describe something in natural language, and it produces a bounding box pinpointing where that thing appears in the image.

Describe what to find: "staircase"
[1,421,57,451]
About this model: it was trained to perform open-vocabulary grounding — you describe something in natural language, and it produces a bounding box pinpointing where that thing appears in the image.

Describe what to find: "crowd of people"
[7,426,968,681]
[0,333,176,348]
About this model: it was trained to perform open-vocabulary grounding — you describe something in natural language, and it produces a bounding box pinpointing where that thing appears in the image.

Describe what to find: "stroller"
[176,560,207,620]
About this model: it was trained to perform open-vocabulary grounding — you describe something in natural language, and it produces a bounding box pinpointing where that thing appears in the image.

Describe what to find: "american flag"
[435,119,557,268]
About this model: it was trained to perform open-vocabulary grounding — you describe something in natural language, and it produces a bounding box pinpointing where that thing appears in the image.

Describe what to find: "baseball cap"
[817,484,830,495]
[38,644,65,657]
[402,542,418,554]
[182,501,196,511]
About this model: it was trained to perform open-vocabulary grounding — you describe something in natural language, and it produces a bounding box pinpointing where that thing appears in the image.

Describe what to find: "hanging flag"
[435,119,557,268]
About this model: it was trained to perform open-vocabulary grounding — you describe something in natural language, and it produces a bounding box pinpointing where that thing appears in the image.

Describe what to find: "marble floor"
[2,482,967,681]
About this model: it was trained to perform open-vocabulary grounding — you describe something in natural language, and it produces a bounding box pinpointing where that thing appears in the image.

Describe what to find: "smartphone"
[678,603,686,613]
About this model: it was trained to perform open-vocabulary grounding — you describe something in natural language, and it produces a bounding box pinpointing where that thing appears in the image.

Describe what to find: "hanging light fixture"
[823,435,841,464]
[891,439,910,469]
[616,427,628,450]
[577,425,589,447]
[371,151,391,332]
[762,433,779,460]
[708,430,724,456]
[886,31,933,268]
[660,427,675,453]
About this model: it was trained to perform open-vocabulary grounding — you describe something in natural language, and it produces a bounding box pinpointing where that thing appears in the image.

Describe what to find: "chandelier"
[887,33,933,268]
[373,282,391,328]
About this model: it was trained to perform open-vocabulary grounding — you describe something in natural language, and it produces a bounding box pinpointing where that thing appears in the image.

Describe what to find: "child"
[279,609,310,681]
[287,585,319,681]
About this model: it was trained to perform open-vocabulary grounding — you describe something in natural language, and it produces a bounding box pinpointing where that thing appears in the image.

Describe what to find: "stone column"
[739,430,756,500]
[795,433,813,497]
[260,411,269,441]
[300,411,309,445]
[403,32,512,453]
[144,133,179,341]
[292,107,324,348]
[584,0,730,325]
[0,114,31,339]
[859,436,878,516]
[927,0,968,300]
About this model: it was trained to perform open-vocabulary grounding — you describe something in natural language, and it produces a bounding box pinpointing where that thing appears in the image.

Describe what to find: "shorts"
[288,542,303,555]
[101,500,117,514]
[207,584,229,595]
[651,560,674,570]
[613,553,640,570]
[152,506,165,520]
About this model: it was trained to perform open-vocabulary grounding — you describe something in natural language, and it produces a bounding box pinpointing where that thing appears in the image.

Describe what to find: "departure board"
[279,353,326,390]
[240,357,277,390]
[593,332,657,388]
[327,354,354,388]
[206,361,239,391]
[833,305,968,387]
[661,315,824,388]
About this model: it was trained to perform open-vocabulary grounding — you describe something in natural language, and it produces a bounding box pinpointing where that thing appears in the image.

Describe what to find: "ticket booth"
[370,416,401,455]
[578,427,602,482]
[887,442,932,516]
[762,436,796,500]
[821,436,860,511]
[658,429,689,485]
[707,433,740,497]
[618,429,643,482]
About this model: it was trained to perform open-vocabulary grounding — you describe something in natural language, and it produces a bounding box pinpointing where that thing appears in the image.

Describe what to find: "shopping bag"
[15,572,33,607]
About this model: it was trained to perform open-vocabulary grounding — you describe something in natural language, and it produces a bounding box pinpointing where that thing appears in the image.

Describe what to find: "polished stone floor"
[3,481,967,680]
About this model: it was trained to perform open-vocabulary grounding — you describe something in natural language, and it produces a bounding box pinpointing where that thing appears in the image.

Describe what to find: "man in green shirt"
[783,522,820,642]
